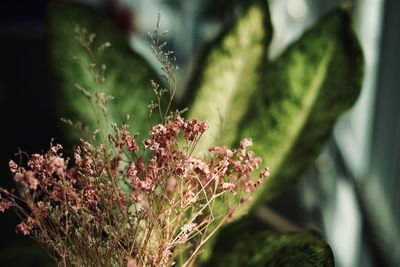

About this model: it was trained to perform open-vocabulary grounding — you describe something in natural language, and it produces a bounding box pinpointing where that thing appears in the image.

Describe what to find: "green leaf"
[243,6,364,204]
[48,2,158,144]
[199,6,362,264]
[203,219,334,267]
[185,0,273,154]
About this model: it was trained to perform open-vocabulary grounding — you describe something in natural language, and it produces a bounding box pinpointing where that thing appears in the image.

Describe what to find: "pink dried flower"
[1,115,269,267]
[84,188,98,205]
[245,180,256,193]
[260,167,270,178]
[127,163,140,190]
[16,217,34,235]
[150,124,167,137]
[130,192,143,202]
[74,146,82,166]
[184,119,209,141]
[142,139,160,151]
[255,167,270,188]
[32,202,49,218]
[50,185,64,202]
[25,171,39,190]
[221,182,236,193]
[209,145,234,159]
[127,258,137,267]
[175,158,190,177]
[190,157,210,176]
[239,138,253,149]
[140,177,155,192]
[8,160,18,173]
[121,129,138,152]
[0,26,271,266]
[0,195,13,213]
[50,144,63,153]
[28,154,45,173]
[174,223,197,244]
[11,170,39,190]
[127,162,138,179]
[167,116,184,133]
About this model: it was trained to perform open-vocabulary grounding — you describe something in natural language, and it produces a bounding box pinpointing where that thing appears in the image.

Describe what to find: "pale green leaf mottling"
[188,2,271,154]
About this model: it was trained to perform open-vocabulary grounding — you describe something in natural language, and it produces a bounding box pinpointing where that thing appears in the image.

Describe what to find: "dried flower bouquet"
[0,20,269,267]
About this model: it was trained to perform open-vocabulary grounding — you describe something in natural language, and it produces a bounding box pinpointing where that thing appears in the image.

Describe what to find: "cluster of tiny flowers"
[0,115,269,267]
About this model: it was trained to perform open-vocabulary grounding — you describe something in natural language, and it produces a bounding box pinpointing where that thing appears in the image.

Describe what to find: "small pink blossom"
[150,124,167,137]
[50,144,63,153]
[209,146,233,159]
[221,182,236,193]
[8,160,18,173]
[130,192,143,202]
[167,116,184,133]
[0,196,13,213]
[175,158,190,177]
[260,167,270,178]
[190,157,210,175]
[32,202,49,218]
[25,171,39,190]
[127,163,138,180]
[239,138,253,149]
[176,223,197,244]
[244,180,256,193]
[16,217,34,235]
[254,167,270,189]
[142,139,160,151]
[74,146,82,166]
[121,129,138,152]
[84,188,99,205]
[28,154,45,173]
[127,258,137,267]
[184,120,209,141]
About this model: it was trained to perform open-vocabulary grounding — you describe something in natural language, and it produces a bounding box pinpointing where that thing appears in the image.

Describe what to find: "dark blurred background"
[0,0,399,266]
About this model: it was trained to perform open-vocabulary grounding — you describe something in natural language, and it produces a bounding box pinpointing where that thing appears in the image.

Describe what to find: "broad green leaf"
[48,2,158,144]
[204,218,334,267]
[203,6,362,264]
[244,6,364,205]
[182,2,273,260]
[186,0,273,154]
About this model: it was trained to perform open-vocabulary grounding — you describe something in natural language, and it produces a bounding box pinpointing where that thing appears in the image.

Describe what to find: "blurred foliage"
[203,218,334,267]
[199,0,249,21]
[244,5,364,206]
[186,0,272,155]
[48,2,159,146]
[186,1,364,209]
[44,0,364,266]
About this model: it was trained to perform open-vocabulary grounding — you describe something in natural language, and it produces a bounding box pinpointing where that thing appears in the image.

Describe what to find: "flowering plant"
[0,22,269,267]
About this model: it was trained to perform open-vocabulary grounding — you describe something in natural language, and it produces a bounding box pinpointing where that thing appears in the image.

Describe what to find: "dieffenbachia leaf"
[185,0,273,154]
[203,219,334,267]
[245,6,364,205]
[48,2,158,144]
